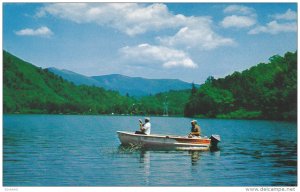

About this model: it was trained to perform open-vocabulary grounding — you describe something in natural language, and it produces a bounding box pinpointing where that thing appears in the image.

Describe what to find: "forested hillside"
[138,90,190,115]
[3,50,189,115]
[3,51,135,114]
[3,50,297,120]
[184,51,297,121]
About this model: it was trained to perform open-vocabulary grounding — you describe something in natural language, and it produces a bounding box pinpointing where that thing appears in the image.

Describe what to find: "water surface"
[3,115,297,186]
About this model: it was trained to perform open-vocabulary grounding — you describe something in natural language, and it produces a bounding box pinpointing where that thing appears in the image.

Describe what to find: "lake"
[3,115,297,186]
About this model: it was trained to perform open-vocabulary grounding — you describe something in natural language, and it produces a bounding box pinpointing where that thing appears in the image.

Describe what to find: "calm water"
[3,115,297,186]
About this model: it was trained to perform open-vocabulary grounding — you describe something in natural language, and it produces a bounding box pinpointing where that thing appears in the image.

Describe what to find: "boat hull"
[117,131,218,151]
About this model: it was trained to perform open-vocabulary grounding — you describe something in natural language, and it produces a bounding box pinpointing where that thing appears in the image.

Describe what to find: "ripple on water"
[3,115,297,186]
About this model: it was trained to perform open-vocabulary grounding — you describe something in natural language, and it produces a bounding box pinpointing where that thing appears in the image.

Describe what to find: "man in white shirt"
[135,117,151,135]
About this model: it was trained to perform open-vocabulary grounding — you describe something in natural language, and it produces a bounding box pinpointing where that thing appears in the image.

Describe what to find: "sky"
[3,2,297,84]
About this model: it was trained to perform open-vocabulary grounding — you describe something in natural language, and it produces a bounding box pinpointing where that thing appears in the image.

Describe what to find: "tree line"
[3,51,188,115]
[3,50,297,121]
[184,51,297,121]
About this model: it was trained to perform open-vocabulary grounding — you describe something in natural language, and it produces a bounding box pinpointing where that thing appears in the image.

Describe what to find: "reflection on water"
[117,146,152,184]
[3,115,297,186]
[189,151,200,165]
[115,146,224,186]
[139,150,150,185]
[118,144,216,167]
[7,136,296,186]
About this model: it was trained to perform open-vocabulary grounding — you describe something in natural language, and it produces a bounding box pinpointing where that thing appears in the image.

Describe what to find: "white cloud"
[120,44,198,68]
[158,26,235,50]
[37,2,234,50]
[272,9,297,20]
[221,15,256,28]
[223,5,255,16]
[15,26,53,37]
[248,20,297,35]
[221,5,257,29]
[37,3,185,36]
[36,2,236,67]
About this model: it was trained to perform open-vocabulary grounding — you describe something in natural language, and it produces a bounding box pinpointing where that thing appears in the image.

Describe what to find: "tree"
[191,82,197,96]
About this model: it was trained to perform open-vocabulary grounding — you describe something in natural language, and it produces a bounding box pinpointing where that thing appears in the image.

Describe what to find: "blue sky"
[3,3,297,84]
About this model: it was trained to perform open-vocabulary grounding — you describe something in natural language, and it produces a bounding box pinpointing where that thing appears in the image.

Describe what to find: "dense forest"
[184,51,297,121]
[3,50,297,121]
[3,51,134,114]
[3,51,188,115]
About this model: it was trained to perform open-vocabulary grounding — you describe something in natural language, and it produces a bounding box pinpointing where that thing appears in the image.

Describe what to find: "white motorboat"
[117,131,221,151]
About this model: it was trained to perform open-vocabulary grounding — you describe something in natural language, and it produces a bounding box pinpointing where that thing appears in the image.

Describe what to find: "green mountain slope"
[3,51,134,114]
[4,50,296,120]
[184,51,297,121]
[3,50,190,115]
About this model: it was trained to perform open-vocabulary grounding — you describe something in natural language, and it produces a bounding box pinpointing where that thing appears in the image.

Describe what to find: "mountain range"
[47,67,197,96]
[4,50,296,120]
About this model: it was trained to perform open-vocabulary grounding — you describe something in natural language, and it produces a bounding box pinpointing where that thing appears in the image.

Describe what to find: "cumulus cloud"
[223,5,255,16]
[37,3,186,36]
[15,26,53,37]
[221,15,256,28]
[221,5,257,29]
[248,20,297,35]
[248,8,297,35]
[36,3,236,68]
[120,44,197,68]
[37,2,234,50]
[271,9,297,20]
[158,26,235,50]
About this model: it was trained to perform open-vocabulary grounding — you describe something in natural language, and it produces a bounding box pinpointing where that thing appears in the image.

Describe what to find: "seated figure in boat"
[135,117,151,135]
[188,120,201,138]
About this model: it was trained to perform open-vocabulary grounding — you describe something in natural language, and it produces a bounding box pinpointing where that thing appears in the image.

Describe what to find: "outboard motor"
[210,135,221,147]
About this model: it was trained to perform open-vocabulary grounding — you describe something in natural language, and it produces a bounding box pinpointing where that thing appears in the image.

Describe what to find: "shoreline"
[3,113,296,122]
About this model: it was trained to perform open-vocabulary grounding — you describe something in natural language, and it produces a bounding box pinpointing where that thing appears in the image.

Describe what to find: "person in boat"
[188,120,201,138]
[135,117,151,135]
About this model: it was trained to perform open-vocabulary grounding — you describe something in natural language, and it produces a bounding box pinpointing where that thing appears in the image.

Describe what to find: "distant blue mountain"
[47,67,102,87]
[47,68,198,96]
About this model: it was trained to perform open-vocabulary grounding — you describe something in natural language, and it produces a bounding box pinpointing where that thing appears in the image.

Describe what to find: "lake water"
[3,115,297,186]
